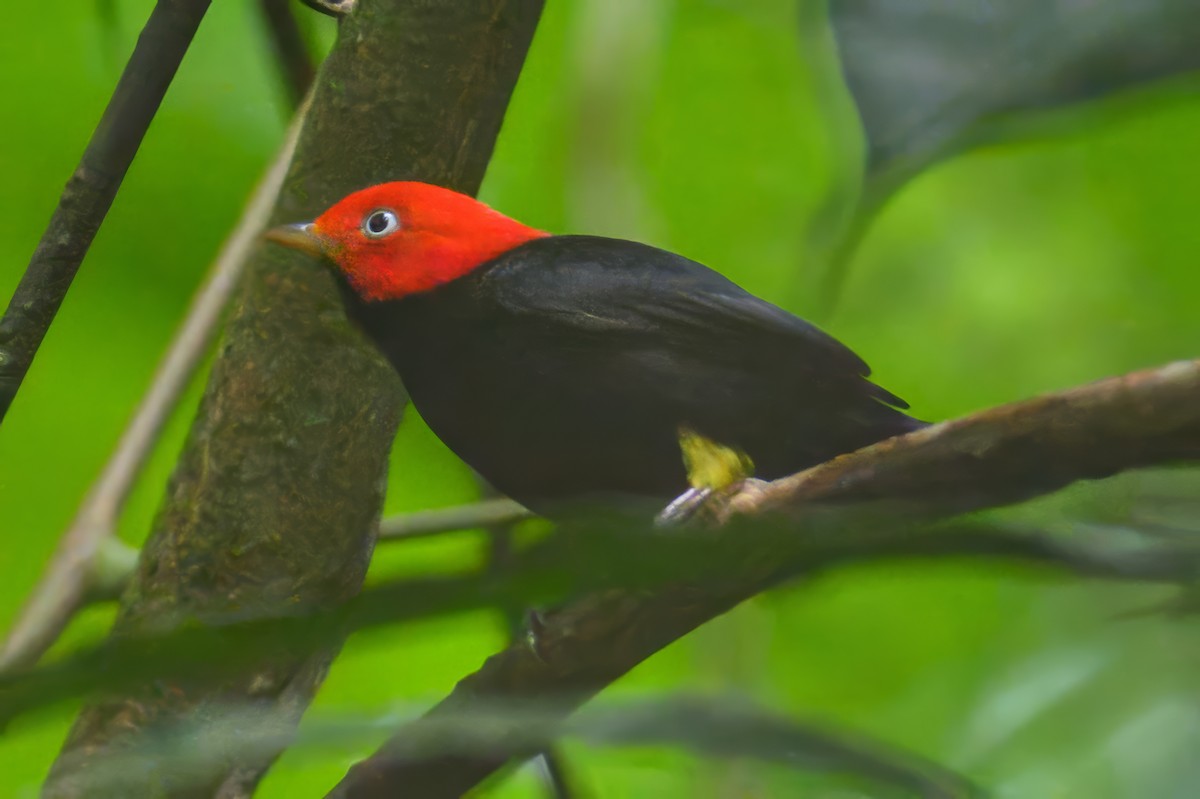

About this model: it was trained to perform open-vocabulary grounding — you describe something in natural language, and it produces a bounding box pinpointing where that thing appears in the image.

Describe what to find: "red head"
[266,182,548,301]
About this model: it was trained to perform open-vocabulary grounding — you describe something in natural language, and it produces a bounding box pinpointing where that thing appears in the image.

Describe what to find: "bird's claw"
[655,478,770,527]
[655,486,714,527]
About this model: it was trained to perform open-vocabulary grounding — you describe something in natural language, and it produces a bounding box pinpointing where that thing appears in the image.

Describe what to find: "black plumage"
[341,235,923,512]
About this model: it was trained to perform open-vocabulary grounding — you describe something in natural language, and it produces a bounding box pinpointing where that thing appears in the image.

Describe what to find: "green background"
[1,1,1196,796]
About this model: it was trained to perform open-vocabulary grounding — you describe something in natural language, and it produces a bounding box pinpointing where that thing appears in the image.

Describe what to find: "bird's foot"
[655,486,713,526]
[655,478,771,528]
[657,426,762,527]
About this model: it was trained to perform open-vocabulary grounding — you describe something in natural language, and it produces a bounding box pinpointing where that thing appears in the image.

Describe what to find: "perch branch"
[721,360,1200,517]
[0,97,311,675]
[0,0,212,424]
[1,495,1195,731]
[329,358,1200,799]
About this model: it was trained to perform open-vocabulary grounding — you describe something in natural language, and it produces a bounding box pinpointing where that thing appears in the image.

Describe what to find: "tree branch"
[41,1,545,796]
[0,0,212,424]
[380,498,531,541]
[328,359,1200,799]
[721,359,1200,517]
[1,492,1194,733]
[837,519,1199,584]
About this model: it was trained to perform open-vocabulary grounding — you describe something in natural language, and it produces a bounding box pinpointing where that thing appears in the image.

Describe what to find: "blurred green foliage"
[0,1,1196,797]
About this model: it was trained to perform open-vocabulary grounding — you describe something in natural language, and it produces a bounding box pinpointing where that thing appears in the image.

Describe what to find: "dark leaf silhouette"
[810,0,1200,311]
[834,0,1200,186]
[57,697,982,799]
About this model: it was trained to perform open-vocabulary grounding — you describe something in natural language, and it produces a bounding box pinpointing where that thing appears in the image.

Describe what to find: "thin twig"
[380,497,532,540]
[0,96,312,675]
[51,496,533,608]
[849,519,1200,584]
[0,0,212,424]
[258,0,317,109]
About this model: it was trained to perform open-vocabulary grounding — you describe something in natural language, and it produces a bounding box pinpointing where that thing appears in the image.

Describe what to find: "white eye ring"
[362,208,400,238]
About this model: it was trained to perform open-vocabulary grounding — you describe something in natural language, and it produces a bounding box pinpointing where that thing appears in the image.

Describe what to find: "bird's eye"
[362,209,400,238]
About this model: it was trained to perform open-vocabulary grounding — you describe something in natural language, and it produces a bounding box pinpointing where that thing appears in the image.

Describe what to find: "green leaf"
[810,0,1200,312]
[834,0,1200,188]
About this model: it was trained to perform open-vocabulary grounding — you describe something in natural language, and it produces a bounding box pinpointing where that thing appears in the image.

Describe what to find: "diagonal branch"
[0,0,212,424]
[722,359,1200,517]
[328,358,1200,799]
[0,359,1191,782]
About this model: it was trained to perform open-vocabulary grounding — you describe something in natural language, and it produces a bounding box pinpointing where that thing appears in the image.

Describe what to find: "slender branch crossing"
[0,0,212,424]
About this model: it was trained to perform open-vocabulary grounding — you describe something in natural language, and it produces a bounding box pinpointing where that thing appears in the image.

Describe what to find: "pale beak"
[264,222,327,258]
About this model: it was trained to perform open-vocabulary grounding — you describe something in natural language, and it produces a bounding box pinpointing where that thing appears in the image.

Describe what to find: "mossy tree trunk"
[43,1,544,796]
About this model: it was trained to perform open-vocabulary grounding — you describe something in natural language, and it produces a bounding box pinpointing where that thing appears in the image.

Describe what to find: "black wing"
[479,235,910,410]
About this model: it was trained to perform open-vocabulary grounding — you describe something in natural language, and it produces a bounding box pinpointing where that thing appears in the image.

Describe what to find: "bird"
[266,182,923,515]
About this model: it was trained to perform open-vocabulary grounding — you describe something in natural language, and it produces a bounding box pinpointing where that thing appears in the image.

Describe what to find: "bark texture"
[43,1,544,796]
